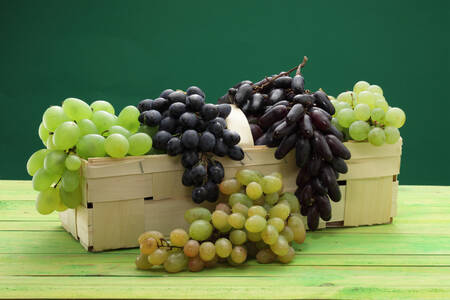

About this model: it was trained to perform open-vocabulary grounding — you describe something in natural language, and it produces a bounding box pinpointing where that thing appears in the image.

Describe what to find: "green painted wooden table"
[1,181,449,299]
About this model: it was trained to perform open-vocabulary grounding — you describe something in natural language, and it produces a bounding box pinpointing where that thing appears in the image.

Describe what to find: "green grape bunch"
[135,169,306,273]
[27,98,155,215]
[332,81,405,146]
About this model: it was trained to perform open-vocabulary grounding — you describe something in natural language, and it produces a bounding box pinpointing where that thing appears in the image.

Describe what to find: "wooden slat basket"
[59,106,402,252]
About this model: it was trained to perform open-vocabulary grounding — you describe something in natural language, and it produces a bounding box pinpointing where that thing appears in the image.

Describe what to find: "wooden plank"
[58,209,77,239]
[76,206,92,249]
[0,267,448,299]
[339,156,401,180]
[0,200,59,221]
[1,254,450,277]
[87,173,153,203]
[0,222,64,231]
[91,199,145,251]
[344,177,393,226]
[151,171,191,200]
[344,138,402,160]
[392,180,399,217]
[0,180,37,201]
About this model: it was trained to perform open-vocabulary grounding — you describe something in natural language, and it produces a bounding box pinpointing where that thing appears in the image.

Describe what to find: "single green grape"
[228,212,246,229]
[65,155,81,171]
[76,134,106,159]
[128,133,152,156]
[384,126,400,144]
[44,150,67,175]
[278,246,296,264]
[349,120,370,141]
[279,192,300,213]
[368,84,383,95]
[261,224,279,245]
[32,168,59,191]
[107,125,131,137]
[61,169,80,192]
[60,184,82,208]
[27,149,49,176]
[211,210,229,230]
[269,203,290,220]
[248,205,267,218]
[246,182,263,200]
[184,207,212,224]
[62,98,92,121]
[189,219,213,241]
[38,122,50,145]
[245,215,267,233]
[228,193,253,208]
[261,175,282,194]
[230,246,247,264]
[371,108,385,123]
[163,252,188,273]
[42,106,69,131]
[229,229,247,245]
[337,91,357,106]
[105,133,129,158]
[90,100,115,114]
[77,119,98,136]
[53,121,81,150]
[354,103,371,121]
[135,254,153,270]
[149,248,168,265]
[353,81,370,94]
[336,108,356,128]
[91,111,117,134]
[374,96,389,112]
[385,107,406,128]
[231,203,248,217]
[357,91,376,109]
[215,238,232,258]
[368,127,386,146]
[280,226,294,242]
[268,217,285,232]
[118,105,140,133]
[270,236,289,256]
[236,169,261,185]
[264,192,279,205]
[36,187,59,215]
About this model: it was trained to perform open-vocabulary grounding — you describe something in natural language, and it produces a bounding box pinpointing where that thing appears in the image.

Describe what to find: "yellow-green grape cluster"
[135,169,306,273]
[27,98,155,215]
[332,81,405,146]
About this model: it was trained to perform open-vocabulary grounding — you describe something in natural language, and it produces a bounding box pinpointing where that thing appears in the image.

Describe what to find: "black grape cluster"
[137,86,244,204]
[218,57,351,230]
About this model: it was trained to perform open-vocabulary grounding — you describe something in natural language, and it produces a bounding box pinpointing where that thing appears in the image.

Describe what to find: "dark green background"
[1,0,449,185]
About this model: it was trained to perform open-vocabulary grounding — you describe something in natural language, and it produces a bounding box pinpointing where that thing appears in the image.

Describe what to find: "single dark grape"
[137,99,153,113]
[222,129,240,146]
[182,168,193,187]
[204,180,219,203]
[191,164,207,186]
[153,130,172,150]
[208,161,224,184]
[214,139,228,157]
[186,86,206,98]
[199,131,216,152]
[192,186,207,203]
[186,94,205,112]
[159,117,177,133]
[196,119,207,132]
[166,137,183,156]
[181,129,199,150]
[152,97,169,112]
[207,121,223,138]
[211,117,226,128]
[217,104,231,119]
[143,110,162,127]
[168,91,187,104]
[180,112,198,129]
[160,89,174,99]
[201,104,219,121]
[169,102,187,118]
[138,112,145,124]
[228,145,244,161]
[181,151,199,168]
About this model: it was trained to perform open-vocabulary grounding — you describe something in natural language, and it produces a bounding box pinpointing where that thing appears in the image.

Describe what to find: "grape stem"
[53,177,62,188]
[157,238,183,250]
[254,56,309,91]
[295,56,308,76]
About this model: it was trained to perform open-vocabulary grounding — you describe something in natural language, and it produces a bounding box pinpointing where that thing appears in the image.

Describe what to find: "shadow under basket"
[59,105,402,252]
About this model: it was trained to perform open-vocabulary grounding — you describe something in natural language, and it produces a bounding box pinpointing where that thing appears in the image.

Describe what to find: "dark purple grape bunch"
[219,57,351,230]
[137,86,245,204]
